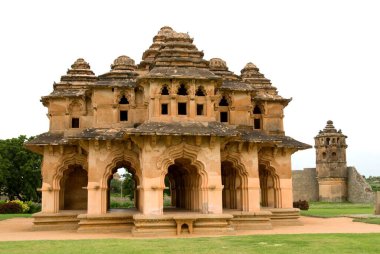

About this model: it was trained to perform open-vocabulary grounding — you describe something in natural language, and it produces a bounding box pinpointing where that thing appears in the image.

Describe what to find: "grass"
[0,214,32,221]
[353,218,380,225]
[0,234,379,254]
[300,202,374,218]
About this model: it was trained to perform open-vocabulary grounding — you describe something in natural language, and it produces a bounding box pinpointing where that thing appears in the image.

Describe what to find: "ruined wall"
[292,168,318,201]
[347,167,374,203]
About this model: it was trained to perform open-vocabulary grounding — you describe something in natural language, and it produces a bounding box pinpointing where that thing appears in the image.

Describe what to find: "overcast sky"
[1,0,379,176]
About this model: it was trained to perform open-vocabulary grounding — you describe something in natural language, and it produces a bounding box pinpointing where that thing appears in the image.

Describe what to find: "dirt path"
[0,216,380,241]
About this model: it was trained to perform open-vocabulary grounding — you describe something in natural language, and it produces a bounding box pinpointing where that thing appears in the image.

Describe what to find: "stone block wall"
[292,168,319,201]
[375,192,380,215]
[347,167,374,203]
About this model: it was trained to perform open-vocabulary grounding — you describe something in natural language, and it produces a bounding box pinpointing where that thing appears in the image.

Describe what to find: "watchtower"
[314,120,348,201]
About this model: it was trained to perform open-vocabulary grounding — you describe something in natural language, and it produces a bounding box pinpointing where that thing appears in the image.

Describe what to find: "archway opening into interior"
[259,164,280,208]
[163,158,202,213]
[107,162,139,212]
[221,161,243,211]
[59,164,88,211]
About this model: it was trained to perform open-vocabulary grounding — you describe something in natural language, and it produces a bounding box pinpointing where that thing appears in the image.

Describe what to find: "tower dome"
[99,55,138,80]
[60,58,97,83]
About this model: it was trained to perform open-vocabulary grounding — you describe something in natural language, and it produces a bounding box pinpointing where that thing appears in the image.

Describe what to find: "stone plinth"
[318,178,347,202]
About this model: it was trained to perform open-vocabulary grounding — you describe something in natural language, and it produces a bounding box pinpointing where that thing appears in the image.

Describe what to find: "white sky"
[0,0,379,176]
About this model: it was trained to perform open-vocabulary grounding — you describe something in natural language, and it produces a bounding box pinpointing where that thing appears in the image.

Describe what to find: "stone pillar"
[87,182,104,215]
[247,177,261,212]
[279,178,293,208]
[40,184,59,213]
[375,191,380,215]
[206,174,223,214]
[139,177,163,215]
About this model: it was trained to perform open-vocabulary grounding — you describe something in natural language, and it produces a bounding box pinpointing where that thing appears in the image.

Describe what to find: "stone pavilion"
[26,26,310,235]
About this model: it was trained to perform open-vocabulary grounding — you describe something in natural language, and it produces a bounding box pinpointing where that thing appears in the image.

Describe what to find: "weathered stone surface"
[292,121,374,203]
[347,167,374,203]
[375,192,380,215]
[25,26,311,234]
[292,168,319,201]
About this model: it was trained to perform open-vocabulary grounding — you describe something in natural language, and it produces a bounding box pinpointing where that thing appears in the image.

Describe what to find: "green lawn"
[300,202,374,218]
[0,214,32,221]
[353,218,380,225]
[0,234,379,254]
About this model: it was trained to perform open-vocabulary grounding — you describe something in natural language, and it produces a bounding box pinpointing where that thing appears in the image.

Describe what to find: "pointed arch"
[221,151,249,211]
[157,143,208,212]
[52,153,88,190]
[258,159,281,208]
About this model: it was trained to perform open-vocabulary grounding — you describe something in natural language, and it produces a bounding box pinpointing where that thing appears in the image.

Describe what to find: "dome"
[111,55,136,71]
[209,58,228,71]
[60,58,97,83]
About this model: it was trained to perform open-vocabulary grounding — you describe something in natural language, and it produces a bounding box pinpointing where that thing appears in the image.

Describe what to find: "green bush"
[293,200,309,210]
[9,200,29,213]
[26,201,41,213]
[0,202,23,214]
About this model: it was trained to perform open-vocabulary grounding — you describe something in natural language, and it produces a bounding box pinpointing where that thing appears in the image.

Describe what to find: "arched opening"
[221,161,243,210]
[253,105,262,130]
[106,162,140,211]
[219,96,229,106]
[163,158,203,212]
[177,84,188,95]
[59,165,88,210]
[259,164,280,208]
[119,95,129,104]
[253,106,261,114]
[322,152,327,159]
[195,86,205,96]
[161,85,170,95]
[219,96,229,123]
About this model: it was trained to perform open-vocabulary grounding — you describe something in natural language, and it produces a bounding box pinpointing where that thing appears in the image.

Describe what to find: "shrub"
[0,202,23,214]
[293,200,309,210]
[9,200,30,213]
[26,201,41,213]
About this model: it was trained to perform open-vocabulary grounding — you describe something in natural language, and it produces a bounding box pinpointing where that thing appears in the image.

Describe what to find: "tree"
[0,136,42,201]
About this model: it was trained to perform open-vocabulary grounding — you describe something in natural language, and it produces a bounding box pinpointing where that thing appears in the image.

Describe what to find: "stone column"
[375,191,380,215]
[279,178,293,208]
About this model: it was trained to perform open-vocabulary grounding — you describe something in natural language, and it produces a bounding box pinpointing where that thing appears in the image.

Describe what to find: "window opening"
[177,84,188,95]
[253,106,262,114]
[161,85,169,95]
[196,104,204,115]
[254,119,261,129]
[220,112,228,122]
[119,95,129,104]
[195,86,205,96]
[178,103,187,115]
[71,118,79,128]
[161,104,168,115]
[219,96,229,106]
[120,110,128,121]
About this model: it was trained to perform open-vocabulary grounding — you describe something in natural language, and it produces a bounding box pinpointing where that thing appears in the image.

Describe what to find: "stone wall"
[375,192,380,215]
[347,167,374,203]
[292,168,319,201]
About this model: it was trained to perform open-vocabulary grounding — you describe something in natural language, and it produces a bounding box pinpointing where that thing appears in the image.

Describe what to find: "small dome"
[323,120,337,132]
[157,26,174,36]
[111,55,136,71]
[60,58,97,83]
[209,58,228,71]
[242,62,258,72]
[71,58,92,70]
